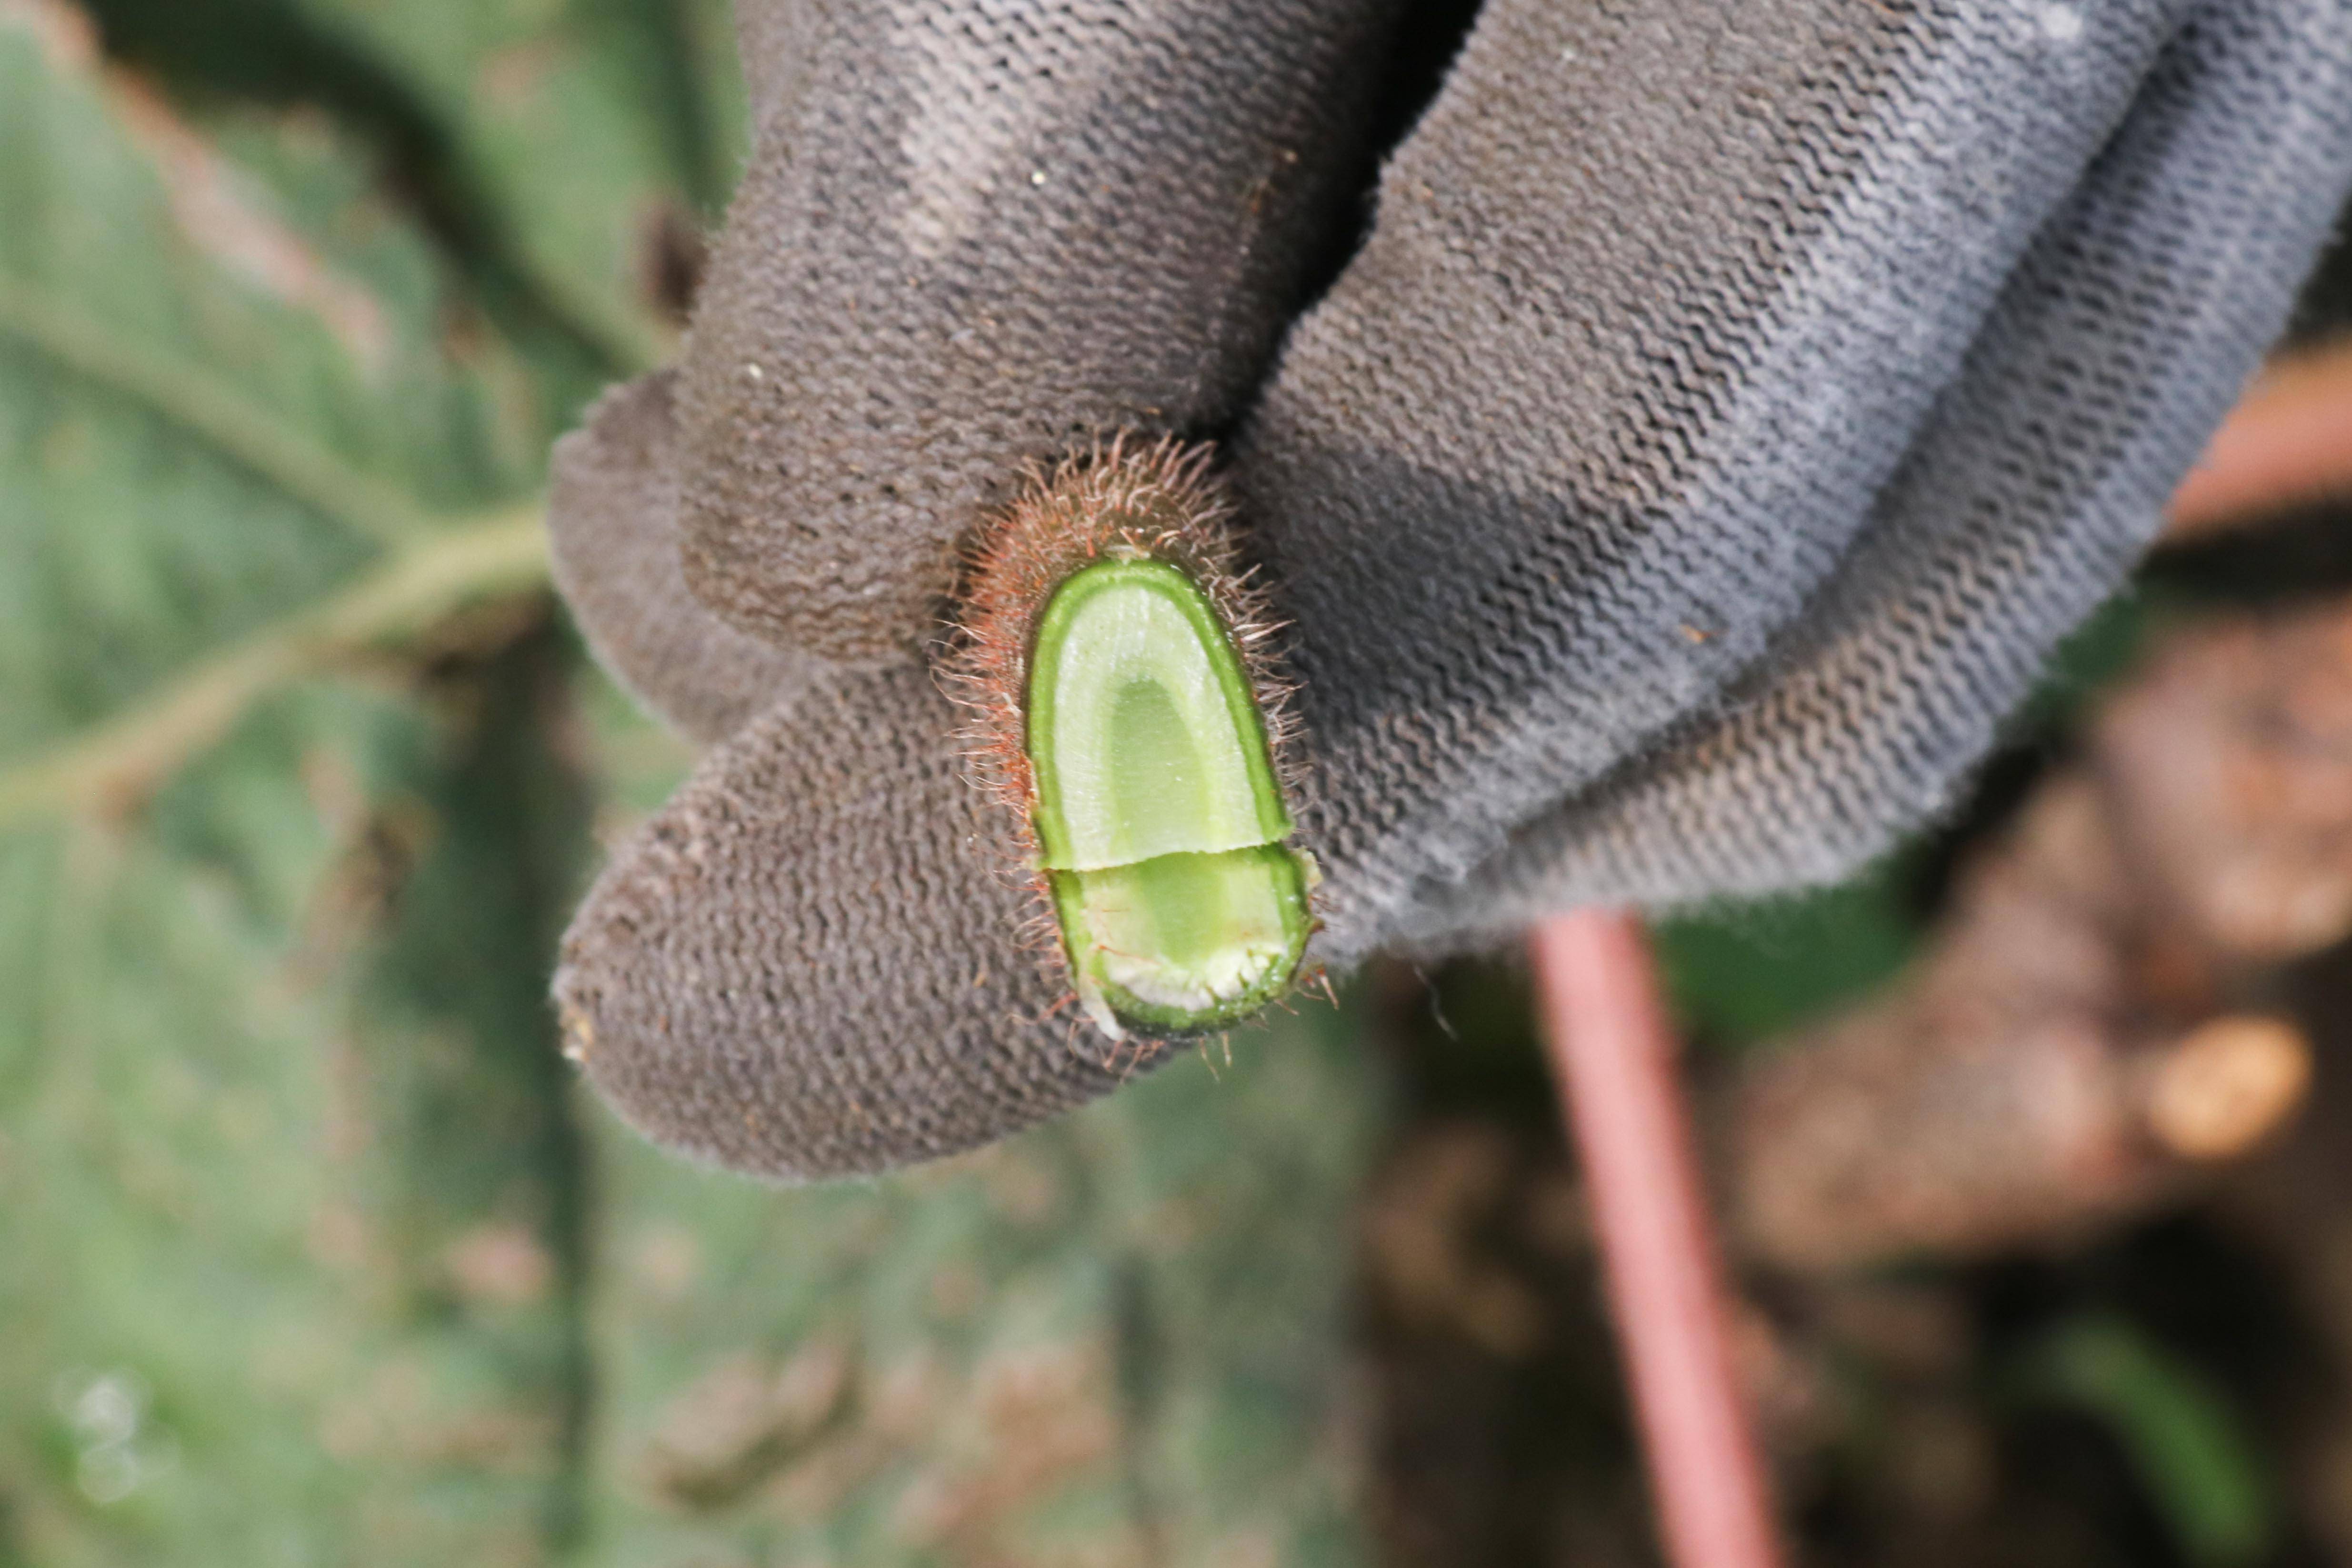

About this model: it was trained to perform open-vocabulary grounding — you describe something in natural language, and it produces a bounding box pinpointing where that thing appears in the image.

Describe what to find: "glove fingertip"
[553,663,1162,1180]
[671,0,1407,665]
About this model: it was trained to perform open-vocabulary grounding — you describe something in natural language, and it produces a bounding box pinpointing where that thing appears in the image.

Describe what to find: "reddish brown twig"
[1531,909,1787,1568]
[2166,335,2352,538]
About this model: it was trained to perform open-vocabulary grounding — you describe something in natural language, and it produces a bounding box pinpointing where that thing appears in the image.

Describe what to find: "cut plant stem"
[948,437,1310,1039]
[1028,557,1311,1036]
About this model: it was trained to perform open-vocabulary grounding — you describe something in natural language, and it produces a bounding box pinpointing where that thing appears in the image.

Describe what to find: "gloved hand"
[549,0,2352,1180]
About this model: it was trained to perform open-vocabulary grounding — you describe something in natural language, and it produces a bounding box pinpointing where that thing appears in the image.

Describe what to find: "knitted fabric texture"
[550,0,2352,1180]
[1241,0,2352,963]
[557,662,1159,1175]
[546,373,808,746]
[672,0,1402,661]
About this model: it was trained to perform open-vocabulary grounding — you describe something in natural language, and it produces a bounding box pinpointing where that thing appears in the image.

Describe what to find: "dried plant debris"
[1724,597,2352,1271]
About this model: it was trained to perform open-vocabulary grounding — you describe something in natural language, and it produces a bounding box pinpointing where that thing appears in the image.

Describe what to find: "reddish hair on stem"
[1529,909,1786,1568]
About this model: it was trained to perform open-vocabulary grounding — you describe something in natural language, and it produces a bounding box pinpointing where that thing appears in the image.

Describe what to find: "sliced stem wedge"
[1026,558,1311,1036]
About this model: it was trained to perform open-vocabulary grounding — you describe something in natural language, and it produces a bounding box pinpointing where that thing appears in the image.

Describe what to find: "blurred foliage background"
[3,1,2351,1564]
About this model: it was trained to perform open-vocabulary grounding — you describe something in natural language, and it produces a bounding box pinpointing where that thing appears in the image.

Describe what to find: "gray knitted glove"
[550,0,2352,1179]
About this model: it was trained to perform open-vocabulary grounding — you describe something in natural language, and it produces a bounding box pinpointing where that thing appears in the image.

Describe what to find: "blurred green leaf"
[0,14,575,1560]
[1654,858,1923,1046]
[572,998,1386,1568]
[2019,1315,2276,1568]
[280,0,744,372]
[0,9,552,745]
[351,629,601,1553]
